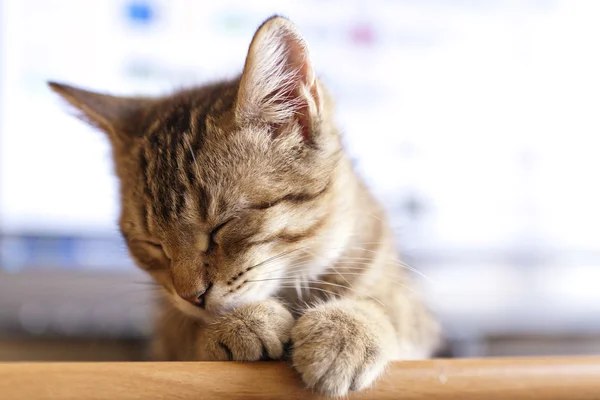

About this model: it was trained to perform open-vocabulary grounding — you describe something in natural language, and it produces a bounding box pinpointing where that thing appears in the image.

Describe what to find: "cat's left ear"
[236,16,321,142]
[48,82,148,147]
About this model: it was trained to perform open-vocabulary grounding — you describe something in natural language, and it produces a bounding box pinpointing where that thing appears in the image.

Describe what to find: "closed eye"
[250,183,330,210]
[210,218,234,237]
[207,218,235,252]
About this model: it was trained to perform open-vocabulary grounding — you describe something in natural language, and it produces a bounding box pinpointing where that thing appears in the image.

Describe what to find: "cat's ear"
[48,82,146,145]
[236,16,321,142]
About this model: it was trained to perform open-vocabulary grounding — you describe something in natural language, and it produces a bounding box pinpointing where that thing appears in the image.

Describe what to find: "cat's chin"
[170,295,217,323]
[171,295,244,324]
[169,285,275,323]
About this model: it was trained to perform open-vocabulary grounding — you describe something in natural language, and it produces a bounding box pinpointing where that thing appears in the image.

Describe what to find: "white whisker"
[276,285,342,300]
[247,277,384,307]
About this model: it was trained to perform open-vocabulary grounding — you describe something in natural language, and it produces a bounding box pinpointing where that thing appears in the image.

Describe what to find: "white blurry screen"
[1,0,600,271]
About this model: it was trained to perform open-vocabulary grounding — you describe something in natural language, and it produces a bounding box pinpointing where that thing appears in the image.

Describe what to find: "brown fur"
[49,15,440,397]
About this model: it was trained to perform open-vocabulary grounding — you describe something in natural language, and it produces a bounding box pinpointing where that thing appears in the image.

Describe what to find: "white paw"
[291,303,388,397]
[199,299,294,361]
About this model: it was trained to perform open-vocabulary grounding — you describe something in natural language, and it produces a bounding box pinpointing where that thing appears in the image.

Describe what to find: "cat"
[49,15,441,397]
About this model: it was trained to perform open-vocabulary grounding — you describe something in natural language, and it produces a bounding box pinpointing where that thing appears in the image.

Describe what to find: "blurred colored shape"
[0,237,29,272]
[349,22,375,46]
[126,1,154,25]
[219,13,247,32]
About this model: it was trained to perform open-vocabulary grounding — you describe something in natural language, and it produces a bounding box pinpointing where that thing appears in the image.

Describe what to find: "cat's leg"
[196,298,295,361]
[151,304,202,361]
[291,298,420,397]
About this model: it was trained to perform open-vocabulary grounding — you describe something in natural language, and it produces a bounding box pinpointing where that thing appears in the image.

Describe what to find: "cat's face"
[116,83,339,321]
[50,16,341,321]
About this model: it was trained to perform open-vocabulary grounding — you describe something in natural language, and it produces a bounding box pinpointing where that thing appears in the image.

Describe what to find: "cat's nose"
[182,283,212,308]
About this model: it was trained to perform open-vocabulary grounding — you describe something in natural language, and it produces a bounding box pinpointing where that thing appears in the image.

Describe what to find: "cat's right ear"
[236,16,321,143]
[48,82,146,146]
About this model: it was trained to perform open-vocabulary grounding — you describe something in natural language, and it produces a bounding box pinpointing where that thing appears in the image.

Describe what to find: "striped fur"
[49,15,440,397]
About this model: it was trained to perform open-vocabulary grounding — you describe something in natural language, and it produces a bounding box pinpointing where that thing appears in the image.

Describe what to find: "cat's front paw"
[199,299,294,361]
[291,302,388,397]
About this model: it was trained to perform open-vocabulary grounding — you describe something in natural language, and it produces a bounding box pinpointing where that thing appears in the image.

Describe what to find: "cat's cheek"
[236,275,291,308]
[241,279,282,302]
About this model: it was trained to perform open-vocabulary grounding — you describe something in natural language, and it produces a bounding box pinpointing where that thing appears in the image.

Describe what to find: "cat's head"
[49,16,343,321]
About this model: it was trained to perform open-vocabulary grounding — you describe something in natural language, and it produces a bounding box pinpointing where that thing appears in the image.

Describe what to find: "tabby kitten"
[49,16,440,397]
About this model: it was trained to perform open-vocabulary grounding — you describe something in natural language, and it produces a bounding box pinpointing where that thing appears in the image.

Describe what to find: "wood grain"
[1,357,600,399]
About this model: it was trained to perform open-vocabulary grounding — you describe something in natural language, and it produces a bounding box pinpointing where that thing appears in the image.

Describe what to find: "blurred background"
[1,0,600,361]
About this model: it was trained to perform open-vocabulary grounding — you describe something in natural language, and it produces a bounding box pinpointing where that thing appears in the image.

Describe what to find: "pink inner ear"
[267,82,312,143]
[268,32,316,142]
[269,95,312,143]
[285,33,311,83]
[237,19,320,142]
